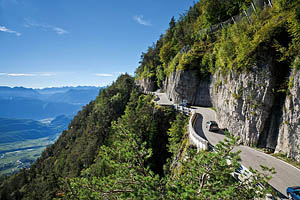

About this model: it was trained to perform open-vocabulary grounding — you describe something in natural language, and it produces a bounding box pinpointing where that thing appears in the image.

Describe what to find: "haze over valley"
[0,86,102,175]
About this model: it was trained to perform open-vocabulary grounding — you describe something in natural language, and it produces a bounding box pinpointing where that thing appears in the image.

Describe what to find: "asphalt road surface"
[152,92,300,198]
[193,106,300,198]
[152,92,173,106]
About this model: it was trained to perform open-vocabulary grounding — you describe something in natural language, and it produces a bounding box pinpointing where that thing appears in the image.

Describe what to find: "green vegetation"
[59,94,274,200]
[135,0,300,89]
[3,0,299,198]
[166,136,275,200]
[62,133,275,199]
[0,73,275,199]
[167,113,188,156]
[0,74,135,199]
[61,91,176,199]
[272,152,300,169]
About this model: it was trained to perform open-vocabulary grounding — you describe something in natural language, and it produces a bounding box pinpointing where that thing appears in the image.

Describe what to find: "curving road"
[152,92,173,106]
[194,106,300,199]
[152,92,300,198]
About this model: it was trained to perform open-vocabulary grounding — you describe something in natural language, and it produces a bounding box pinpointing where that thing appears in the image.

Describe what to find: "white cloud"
[53,27,68,35]
[24,19,69,35]
[0,73,36,77]
[94,73,113,77]
[133,15,151,26]
[40,73,55,76]
[0,72,56,77]
[0,26,21,36]
[7,73,36,77]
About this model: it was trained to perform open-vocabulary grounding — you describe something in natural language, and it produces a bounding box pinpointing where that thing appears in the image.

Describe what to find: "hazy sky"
[0,0,195,88]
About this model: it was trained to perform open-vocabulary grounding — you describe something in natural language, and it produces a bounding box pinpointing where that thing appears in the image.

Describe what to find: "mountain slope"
[0,86,102,120]
[0,74,135,199]
[135,0,300,161]
[1,0,299,199]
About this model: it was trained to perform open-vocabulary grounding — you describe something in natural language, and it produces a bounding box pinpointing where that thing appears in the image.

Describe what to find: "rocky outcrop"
[210,53,292,150]
[210,63,275,146]
[276,68,300,161]
[160,56,282,148]
[136,56,300,161]
[164,70,212,106]
[134,78,156,92]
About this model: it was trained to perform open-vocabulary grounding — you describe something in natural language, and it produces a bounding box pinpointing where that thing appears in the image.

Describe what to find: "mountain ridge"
[0,86,103,120]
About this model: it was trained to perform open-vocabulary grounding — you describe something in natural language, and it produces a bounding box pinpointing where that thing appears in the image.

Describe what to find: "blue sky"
[0,0,195,88]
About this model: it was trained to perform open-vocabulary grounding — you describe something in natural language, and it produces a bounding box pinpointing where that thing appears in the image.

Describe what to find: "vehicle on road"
[287,186,300,200]
[206,121,219,132]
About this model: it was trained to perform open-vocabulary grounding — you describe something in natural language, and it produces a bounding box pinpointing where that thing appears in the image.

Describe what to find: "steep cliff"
[134,0,300,161]
[276,67,300,161]
[211,61,274,147]
[134,78,156,92]
[135,52,298,160]
[164,70,212,106]
[211,52,292,150]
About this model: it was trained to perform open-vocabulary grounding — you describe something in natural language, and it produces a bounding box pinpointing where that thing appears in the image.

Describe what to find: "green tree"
[167,113,187,155]
[166,135,276,199]
[62,93,168,199]
[63,130,275,199]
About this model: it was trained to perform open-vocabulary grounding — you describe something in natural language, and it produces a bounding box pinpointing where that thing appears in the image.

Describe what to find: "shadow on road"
[194,113,208,141]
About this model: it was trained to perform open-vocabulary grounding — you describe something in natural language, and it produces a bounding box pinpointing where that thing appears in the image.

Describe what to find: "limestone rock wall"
[210,64,275,146]
[134,78,156,92]
[135,58,300,161]
[276,69,300,161]
[164,70,212,106]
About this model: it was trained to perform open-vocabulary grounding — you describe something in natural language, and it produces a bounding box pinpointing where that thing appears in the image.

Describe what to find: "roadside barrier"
[189,110,209,151]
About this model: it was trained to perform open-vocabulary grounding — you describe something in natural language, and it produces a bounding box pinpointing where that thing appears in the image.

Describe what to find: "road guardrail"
[189,110,209,151]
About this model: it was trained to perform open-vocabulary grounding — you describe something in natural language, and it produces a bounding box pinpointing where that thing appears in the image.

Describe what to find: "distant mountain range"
[0,86,103,120]
[0,115,72,144]
[0,85,104,176]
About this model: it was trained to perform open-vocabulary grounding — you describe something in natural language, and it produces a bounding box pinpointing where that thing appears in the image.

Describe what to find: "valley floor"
[0,136,58,176]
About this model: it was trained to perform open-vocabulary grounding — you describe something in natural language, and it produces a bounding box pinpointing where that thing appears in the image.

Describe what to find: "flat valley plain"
[0,135,59,176]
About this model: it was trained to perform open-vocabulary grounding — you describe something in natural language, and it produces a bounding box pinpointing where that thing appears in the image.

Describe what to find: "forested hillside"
[0,75,274,199]
[1,0,298,199]
[0,74,134,199]
[135,0,299,90]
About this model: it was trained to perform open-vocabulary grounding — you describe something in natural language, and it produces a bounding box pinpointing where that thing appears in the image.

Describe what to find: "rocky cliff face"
[210,54,293,154]
[134,78,156,92]
[135,56,300,161]
[210,62,276,147]
[276,68,300,161]
[164,70,212,106]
